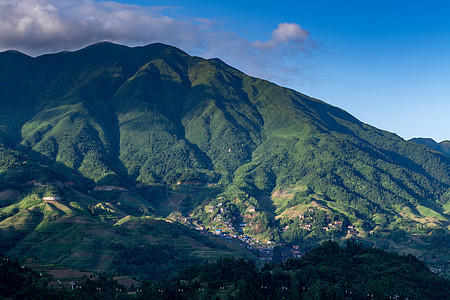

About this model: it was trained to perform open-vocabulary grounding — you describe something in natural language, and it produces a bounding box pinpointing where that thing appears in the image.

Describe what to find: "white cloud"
[0,0,317,88]
[252,23,309,50]
[0,0,203,55]
[204,23,317,88]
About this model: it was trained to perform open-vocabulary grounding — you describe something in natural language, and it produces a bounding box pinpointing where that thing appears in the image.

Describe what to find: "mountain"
[0,42,449,278]
[410,138,450,156]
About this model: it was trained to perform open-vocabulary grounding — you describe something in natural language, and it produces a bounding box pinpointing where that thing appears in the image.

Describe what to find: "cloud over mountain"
[0,0,316,88]
[0,0,203,54]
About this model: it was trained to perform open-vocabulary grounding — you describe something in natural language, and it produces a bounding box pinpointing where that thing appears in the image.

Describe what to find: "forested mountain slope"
[0,42,448,277]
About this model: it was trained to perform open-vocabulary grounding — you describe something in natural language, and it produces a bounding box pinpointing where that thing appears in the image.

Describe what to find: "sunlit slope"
[0,41,448,234]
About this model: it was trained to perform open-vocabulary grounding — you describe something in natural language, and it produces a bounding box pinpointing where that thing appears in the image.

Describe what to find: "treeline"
[138,240,450,300]
[0,254,55,299]
[0,253,131,299]
[1,241,449,299]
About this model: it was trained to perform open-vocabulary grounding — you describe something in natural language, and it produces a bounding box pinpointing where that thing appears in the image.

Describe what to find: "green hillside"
[0,42,448,278]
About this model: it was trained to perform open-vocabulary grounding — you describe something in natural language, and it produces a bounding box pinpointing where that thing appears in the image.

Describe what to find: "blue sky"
[1,0,448,141]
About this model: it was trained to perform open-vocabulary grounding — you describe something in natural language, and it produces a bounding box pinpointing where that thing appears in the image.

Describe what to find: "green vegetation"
[0,253,132,299]
[2,241,448,299]
[137,240,450,299]
[0,42,449,280]
[0,253,64,299]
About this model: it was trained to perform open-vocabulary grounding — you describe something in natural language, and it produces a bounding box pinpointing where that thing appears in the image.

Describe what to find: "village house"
[290,245,302,258]
[42,196,61,203]
[176,180,202,185]
[94,186,128,191]
[429,268,442,274]
[348,228,358,235]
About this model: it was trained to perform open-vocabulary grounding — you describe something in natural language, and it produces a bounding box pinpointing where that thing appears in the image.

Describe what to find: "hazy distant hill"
[410,137,450,156]
[0,42,448,278]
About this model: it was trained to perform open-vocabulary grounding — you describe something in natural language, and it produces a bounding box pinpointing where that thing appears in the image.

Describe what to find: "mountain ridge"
[0,42,448,278]
[410,137,450,156]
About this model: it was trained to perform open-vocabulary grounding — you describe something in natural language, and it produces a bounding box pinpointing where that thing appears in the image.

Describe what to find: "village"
[169,190,373,264]
[176,212,364,263]
[176,213,303,262]
[174,199,358,263]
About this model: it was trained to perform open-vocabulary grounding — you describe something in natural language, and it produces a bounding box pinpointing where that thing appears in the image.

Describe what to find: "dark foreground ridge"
[1,241,449,299]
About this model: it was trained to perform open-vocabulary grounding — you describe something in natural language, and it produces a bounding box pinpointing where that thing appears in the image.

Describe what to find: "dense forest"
[0,253,128,299]
[139,240,449,299]
[1,241,449,299]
